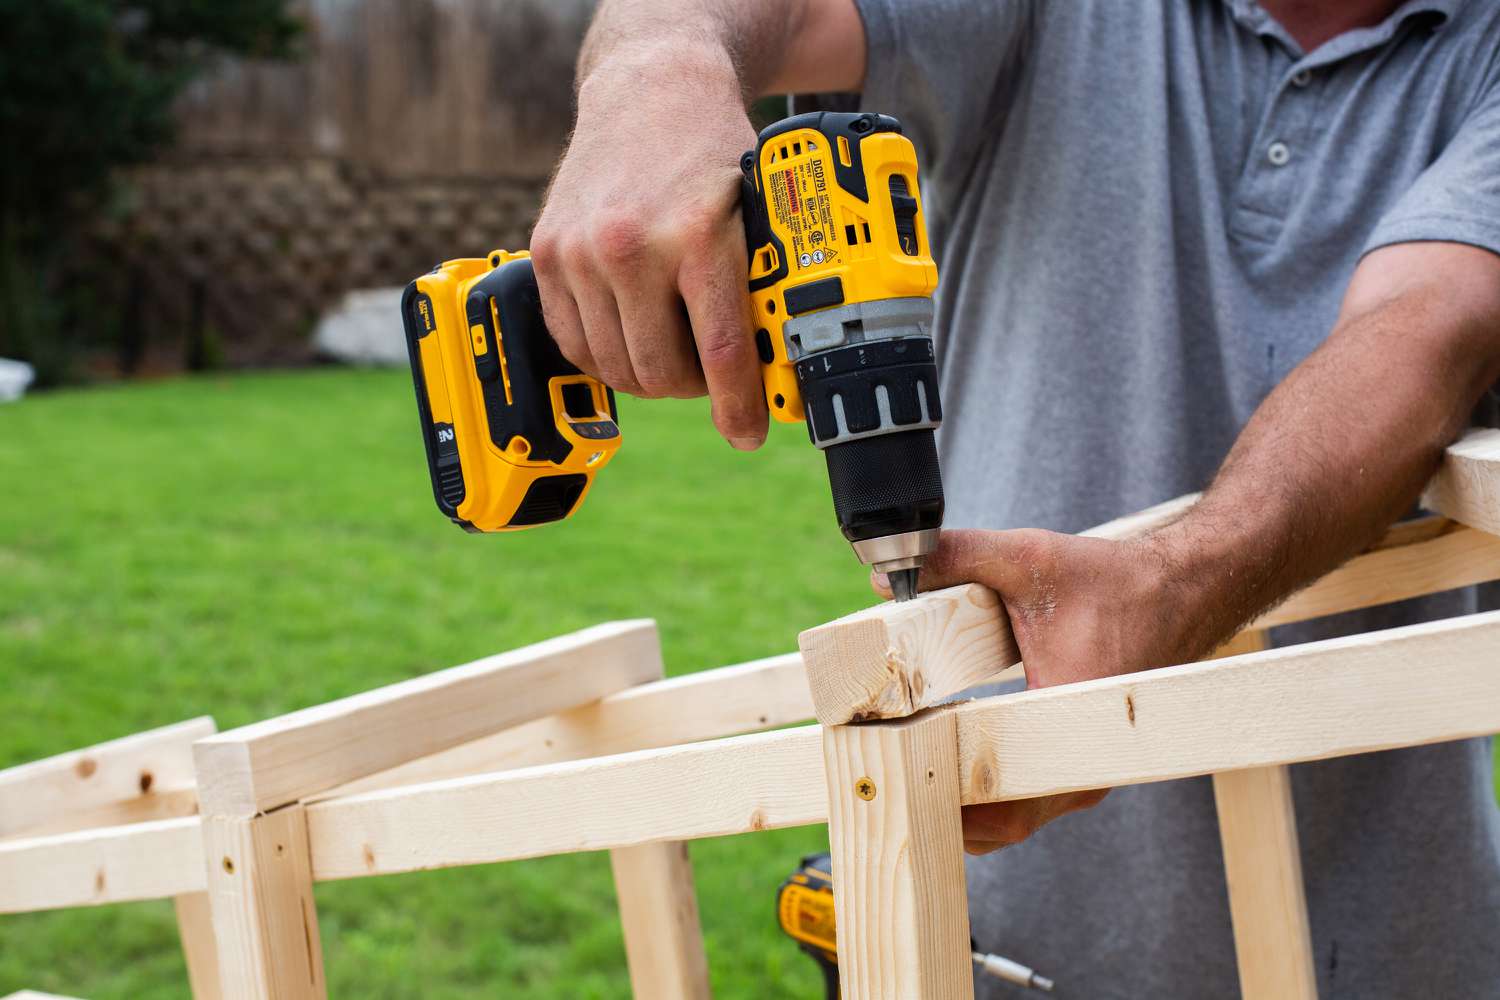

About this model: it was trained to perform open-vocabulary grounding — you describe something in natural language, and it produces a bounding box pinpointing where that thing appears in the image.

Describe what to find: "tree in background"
[0,0,300,384]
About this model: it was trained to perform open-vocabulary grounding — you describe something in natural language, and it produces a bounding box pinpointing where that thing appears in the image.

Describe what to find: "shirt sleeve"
[852,0,1039,193]
[1363,77,1500,259]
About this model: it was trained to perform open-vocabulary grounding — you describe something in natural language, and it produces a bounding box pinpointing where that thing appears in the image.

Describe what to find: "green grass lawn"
[0,368,870,999]
[4,369,1497,998]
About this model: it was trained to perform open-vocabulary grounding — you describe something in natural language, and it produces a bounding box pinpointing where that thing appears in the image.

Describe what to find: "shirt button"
[1292,69,1313,87]
[1267,141,1291,166]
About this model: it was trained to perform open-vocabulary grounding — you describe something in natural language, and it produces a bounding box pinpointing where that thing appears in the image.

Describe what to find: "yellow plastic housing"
[408,249,620,532]
[746,125,940,421]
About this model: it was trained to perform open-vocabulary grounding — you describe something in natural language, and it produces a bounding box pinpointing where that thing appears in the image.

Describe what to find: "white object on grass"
[0,358,35,401]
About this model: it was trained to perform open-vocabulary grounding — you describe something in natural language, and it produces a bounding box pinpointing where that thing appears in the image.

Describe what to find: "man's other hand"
[873,527,1208,855]
[530,47,768,450]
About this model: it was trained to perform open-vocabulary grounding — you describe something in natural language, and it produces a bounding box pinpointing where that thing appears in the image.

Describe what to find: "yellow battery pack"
[401,250,621,532]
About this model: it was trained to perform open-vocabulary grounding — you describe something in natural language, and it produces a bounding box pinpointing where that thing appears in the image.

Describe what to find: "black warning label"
[768,158,840,272]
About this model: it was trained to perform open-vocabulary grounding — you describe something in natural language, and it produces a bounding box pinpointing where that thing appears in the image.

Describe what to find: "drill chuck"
[791,301,945,586]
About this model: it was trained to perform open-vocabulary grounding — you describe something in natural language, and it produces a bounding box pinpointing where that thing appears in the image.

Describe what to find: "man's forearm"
[1152,244,1500,655]
[576,0,859,99]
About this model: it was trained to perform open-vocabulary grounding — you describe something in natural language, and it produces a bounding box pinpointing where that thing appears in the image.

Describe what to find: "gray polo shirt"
[847,0,1500,996]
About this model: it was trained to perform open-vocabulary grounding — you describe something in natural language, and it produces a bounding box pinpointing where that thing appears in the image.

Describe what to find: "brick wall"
[88,0,592,368]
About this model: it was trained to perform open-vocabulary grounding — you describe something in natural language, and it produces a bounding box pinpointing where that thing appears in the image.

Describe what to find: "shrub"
[0,0,300,383]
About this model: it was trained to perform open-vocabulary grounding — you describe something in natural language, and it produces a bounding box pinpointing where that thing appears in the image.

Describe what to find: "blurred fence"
[88,0,593,369]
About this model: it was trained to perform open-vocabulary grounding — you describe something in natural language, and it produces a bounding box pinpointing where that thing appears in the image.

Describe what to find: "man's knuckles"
[594,212,651,271]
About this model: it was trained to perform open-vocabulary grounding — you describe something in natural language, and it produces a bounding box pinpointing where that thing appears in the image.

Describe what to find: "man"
[533,1,1500,995]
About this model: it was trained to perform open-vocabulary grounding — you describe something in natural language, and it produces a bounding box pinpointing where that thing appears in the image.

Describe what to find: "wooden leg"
[202,806,326,1000]
[1213,764,1317,1000]
[823,711,972,1000]
[609,841,711,1000]
[1209,630,1316,998]
[175,891,224,999]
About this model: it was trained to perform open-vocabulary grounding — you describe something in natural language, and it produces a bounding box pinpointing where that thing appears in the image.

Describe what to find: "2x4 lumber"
[590,645,711,1000]
[1422,426,1500,534]
[305,725,827,881]
[0,817,205,913]
[175,891,225,1000]
[955,609,1500,803]
[305,610,1500,879]
[313,652,812,801]
[823,711,973,1000]
[1213,766,1317,1000]
[14,787,202,840]
[0,717,215,839]
[1205,631,1318,1000]
[202,806,325,1000]
[799,583,1015,725]
[609,842,712,1000]
[194,620,662,817]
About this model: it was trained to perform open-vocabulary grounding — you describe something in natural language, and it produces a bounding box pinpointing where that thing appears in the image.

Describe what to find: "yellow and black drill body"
[403,112,944,594]
[777,853,1056,997]
[776,854,842,999]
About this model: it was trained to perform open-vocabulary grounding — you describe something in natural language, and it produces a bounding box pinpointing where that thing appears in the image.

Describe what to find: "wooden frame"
[2,428,1497,998]
[0,719,222,999]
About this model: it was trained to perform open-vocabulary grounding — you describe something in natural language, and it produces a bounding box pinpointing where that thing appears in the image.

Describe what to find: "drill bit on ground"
[974,950,1055,992]
[889,567,919,602]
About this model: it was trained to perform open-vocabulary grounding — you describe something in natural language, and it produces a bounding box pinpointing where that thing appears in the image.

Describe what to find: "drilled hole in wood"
[138,770,154,793]
[222,856,235,875]
[275,843,286,857]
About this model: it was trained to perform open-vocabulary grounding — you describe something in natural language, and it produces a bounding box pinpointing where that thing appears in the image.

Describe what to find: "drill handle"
[801,945,840,1000]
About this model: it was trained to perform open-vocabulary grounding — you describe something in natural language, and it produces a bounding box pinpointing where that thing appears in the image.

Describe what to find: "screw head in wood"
[854,777,877,800]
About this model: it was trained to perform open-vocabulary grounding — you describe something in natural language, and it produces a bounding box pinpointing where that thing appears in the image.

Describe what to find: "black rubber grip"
[822,429,944,543]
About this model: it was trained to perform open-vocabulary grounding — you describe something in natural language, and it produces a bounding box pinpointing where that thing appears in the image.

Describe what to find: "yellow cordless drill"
[777,854,1057,997]
[402,112,944,598]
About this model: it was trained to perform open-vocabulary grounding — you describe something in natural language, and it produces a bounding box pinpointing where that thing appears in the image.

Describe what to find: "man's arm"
[1153,241,1500,652]
[894,241,1500,853]
[531,0,862,449]
[576,0,864,99]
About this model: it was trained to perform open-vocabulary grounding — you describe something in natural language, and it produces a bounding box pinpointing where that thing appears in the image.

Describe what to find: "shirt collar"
[1220,0,1460,61]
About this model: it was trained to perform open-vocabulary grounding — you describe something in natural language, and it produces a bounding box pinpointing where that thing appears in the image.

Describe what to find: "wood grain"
[955,610,1500,803]
[203,807,325,1000]
[175,891,225,999]
[195,621,662,816]
[1422,427,1500,535]
[1213,765,1317,1000]
[291,611,1500,880]
[0,817,205,913]
[610,842,711,1000]
[1205,631,1318,1000]
[0,717,214,840]
[824,712,972,1000]
[312,652,811,801]
[800,584,1015,726]
[305,726,827,881]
